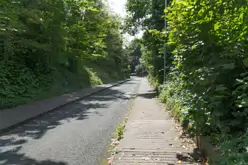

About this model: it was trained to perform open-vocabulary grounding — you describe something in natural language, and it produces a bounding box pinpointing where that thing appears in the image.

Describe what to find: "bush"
[158,0,248,163]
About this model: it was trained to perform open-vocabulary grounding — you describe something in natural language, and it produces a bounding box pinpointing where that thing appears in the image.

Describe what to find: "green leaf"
[214,23,220,31]
[216,85,227,92]
[222,63,235,70]
[242,58,248,67]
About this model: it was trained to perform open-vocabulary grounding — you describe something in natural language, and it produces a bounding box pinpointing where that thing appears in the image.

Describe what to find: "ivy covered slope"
[0,0,130,109]
[126,0,248,164]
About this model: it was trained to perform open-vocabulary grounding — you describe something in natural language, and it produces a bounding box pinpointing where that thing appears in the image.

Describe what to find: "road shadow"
[1,147,68,165]
[3,102,107,140]
[0,85,132,165]
[87,89,135,102]
[137,90,157,99]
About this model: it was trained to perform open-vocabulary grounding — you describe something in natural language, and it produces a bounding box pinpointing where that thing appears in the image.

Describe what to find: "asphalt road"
[0,77,141,165]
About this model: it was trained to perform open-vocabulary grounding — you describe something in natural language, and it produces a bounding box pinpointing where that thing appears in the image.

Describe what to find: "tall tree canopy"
[125,38,142,72]
[126,0,173,86]
[0,0,129,108]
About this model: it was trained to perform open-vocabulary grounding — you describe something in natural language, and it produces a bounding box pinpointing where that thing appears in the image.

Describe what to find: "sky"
[107,0,127,17]
[107,0,143,43]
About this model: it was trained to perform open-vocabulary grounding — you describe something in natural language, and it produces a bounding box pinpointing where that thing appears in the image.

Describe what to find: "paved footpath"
[113,78,199,165]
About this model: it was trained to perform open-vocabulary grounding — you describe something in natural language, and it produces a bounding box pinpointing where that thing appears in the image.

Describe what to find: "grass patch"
[116,124,125,141]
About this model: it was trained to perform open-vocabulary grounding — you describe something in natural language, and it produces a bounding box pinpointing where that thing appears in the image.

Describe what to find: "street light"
[163,0,168,84]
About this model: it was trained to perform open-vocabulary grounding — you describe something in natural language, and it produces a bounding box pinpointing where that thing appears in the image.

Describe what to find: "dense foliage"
[126,0,170,86]
[0,0,129,109]
[125,38,148,76]
[126,0,248,164]
[164,0,248,135]
[125,39,142,73]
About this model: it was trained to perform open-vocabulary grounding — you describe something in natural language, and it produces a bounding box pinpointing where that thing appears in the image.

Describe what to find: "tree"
[0,0,129,108]
[126,39,142,72]
[125,0,170,85]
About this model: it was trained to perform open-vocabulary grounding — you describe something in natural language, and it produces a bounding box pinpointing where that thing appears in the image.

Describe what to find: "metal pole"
[163,0,168,84]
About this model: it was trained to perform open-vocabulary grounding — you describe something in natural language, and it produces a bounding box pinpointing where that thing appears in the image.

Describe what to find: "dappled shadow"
[137,90,157,99]
[176,153,194,162]
[5,102,107,140]
[121,81,136,85]
[87,89,136,102]
[0,84,133,165]
[0,147,67,165]
[175,148,204,164]
[189,148,206,163]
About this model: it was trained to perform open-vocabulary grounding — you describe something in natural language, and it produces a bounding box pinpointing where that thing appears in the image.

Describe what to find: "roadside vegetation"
[0,0,130,109]
[2,0,248,163]
[126,0,248,164]
[116,123,125,141]
[125,38,147,76]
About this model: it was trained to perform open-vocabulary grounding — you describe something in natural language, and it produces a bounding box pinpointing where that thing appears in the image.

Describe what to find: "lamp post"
[163,0,168,84]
